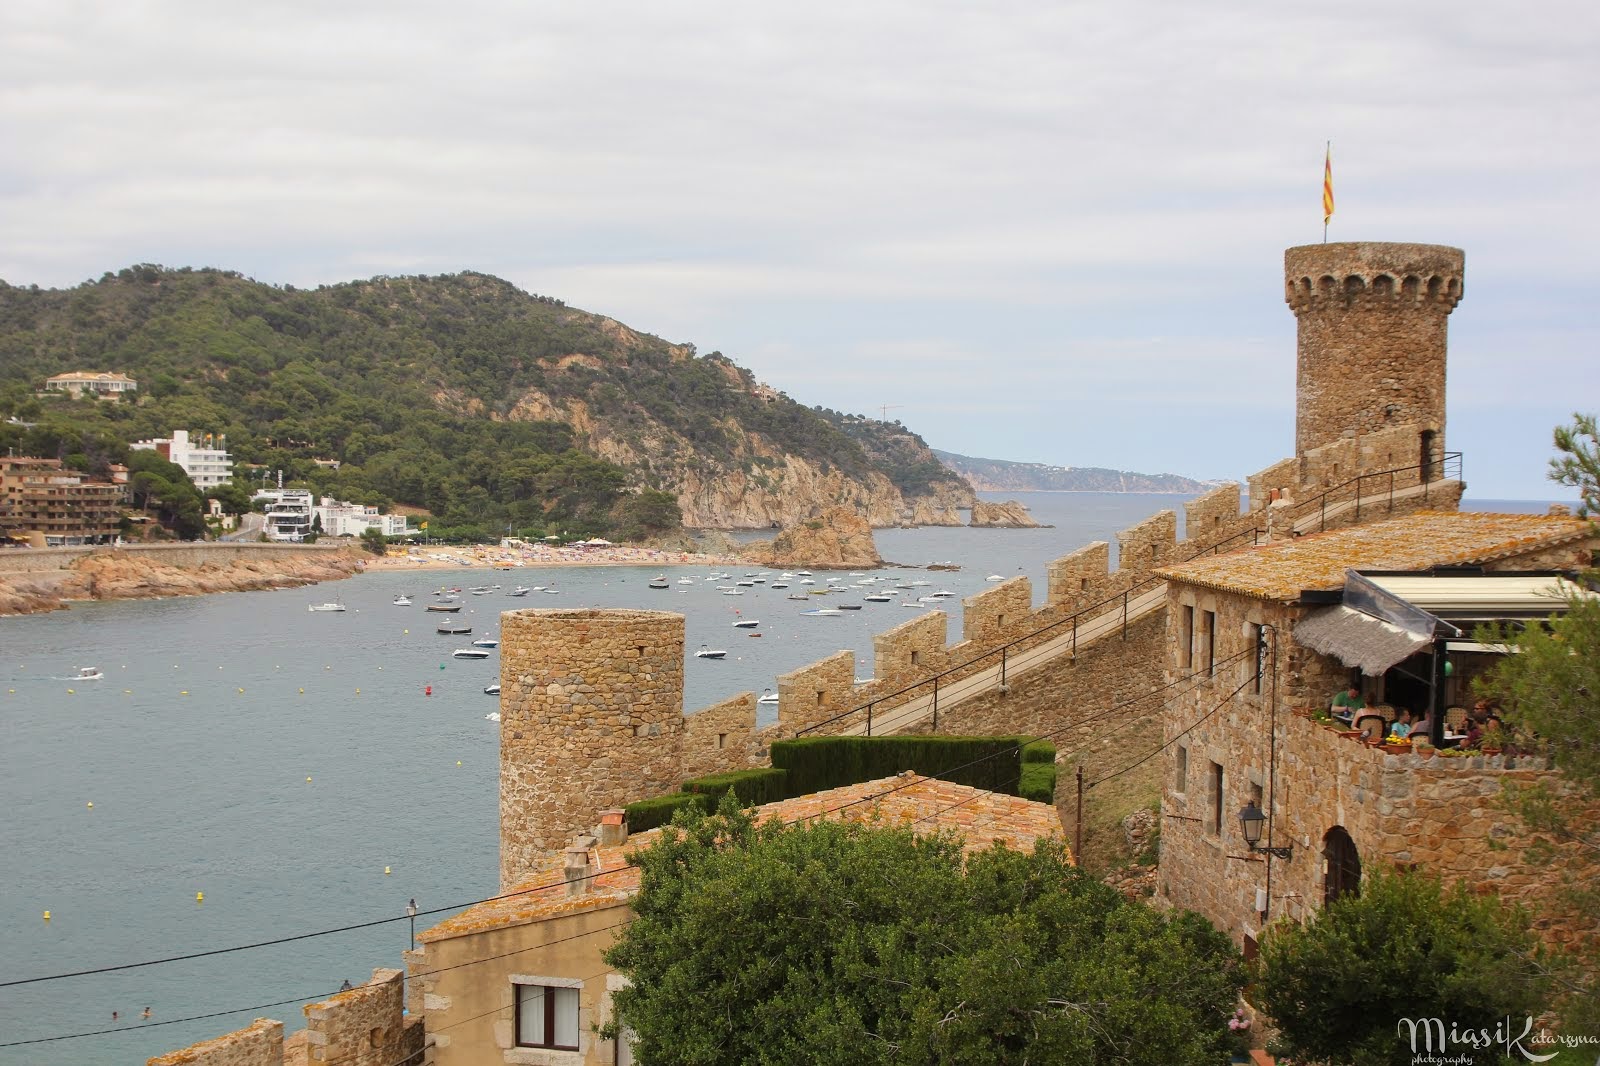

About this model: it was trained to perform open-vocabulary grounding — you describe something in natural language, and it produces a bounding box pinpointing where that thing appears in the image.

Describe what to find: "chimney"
[598,809,627,847]
[563,834,598,897]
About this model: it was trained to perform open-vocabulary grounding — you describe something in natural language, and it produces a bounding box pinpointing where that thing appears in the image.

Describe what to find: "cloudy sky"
[3,2,1595,498]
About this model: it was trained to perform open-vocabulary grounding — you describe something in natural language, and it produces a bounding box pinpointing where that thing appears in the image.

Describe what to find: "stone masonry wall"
[872,611,950,685]
[1247,459,1298,511]
[302,968,423,1066]
[776,650,856,734]
[148,1019,285,1066]
[1286,242,1463,459]
[1047,541,1110,610]
[1116,510,1177,569]
[680,691,760,778]
[1184,484,1242,540]
[500,609,685,889]
[961,576,1032,643]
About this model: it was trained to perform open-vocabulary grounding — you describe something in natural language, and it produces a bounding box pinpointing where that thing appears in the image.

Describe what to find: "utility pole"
[1075,764,1085,861]
[878,403,903,421]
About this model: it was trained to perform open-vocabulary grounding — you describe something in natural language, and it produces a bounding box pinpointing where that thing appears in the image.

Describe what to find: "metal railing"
[1298,451,1463,534]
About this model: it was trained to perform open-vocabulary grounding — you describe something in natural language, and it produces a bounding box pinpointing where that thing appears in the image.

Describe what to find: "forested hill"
[932,450,1214,494]
[0,266,972,537]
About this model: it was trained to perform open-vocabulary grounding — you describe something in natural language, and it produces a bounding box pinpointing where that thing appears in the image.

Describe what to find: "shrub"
[770,735,1031,798]
[1018,761,1057,804]
[1021,740,1056,764]
[624,793,711,833]
[682,768,790,807]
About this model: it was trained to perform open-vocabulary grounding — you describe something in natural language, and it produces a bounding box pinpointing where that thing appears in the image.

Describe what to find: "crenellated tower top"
[1284,242,1465,461]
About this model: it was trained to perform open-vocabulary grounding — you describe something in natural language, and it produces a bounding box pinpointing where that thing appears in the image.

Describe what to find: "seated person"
[1330,685,1365,720]
[1387,708,1414,740]
[1409,710,1433,742]
[1469,715,1506,750]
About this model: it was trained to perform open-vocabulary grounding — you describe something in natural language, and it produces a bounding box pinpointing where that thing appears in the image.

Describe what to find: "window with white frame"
[516,982,580,1051]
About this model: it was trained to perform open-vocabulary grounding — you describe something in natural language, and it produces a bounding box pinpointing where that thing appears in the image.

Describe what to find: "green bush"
[770,736,1032,798]
[1021,740,1056,764]
[682,768,790,807]
[624,792,711,833]
[1018,761,1057,804]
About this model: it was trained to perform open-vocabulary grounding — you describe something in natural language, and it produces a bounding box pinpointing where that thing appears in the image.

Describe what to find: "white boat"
[787,593,809,601]
[648,577,669,589]
[770,582,790,589]
[472,637,500,648]
[426,604,462,613]
[926,590,955,599]
[74,666,104,681]
[758,690,779,705]
[437,623,472,634]
[677,577,696,585]
[484,683,501,695]
[542,589,561,595]
[802,608,843,617]
[393,596,412,607]
[799,578,815,585]
[902,602,925,609]
[308,602,346,613]
[721,589,745,596]
[485,711,501,722]
[986,574,1004,582]
[508,587,531,597]
[732,619,760,629]
[796,570,812,576]
[736,580,756,587]
[695,645,727,659]
[453,648,492,660]
[864,594,892,602]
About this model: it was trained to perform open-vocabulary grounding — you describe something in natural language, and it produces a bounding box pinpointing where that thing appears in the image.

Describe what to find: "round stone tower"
[498,609,685,889]
[1285,242,1464,460]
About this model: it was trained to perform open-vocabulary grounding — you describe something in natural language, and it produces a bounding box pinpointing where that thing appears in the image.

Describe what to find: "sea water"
[0,491,1546,1062]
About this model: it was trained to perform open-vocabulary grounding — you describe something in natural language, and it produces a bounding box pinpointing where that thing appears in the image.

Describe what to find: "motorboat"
[925,590,954,599]
[736,580,756,587]
[986,574,1004,582]
[732,619,760,629]
[787,593,809,601]
[864,594,892,602]
[508,587,530,597]
[426,604,462,613]
[677,577,696,585]
[452,648,492,660]
[472,636,500,648]
[721,589,745,596]
[485,711,501,722]
[770,582,789,589]
[437,623,471,634]
[802,608,842,617]
[393,595,413,607]
[542,589,561,595]
[695,645,727,659]
[649,577,669,590]
[308,602,346,612]
[902,602,925,609]
[74,666,105,681]
[484,683,501,696]
[837,604,862,610]
[799,578,815,585]
[796,570,812,576]
[758,690,779,705]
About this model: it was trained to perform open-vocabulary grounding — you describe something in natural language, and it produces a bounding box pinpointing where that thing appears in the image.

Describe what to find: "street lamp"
[1237,802,1293,860]
[406,898,418,950]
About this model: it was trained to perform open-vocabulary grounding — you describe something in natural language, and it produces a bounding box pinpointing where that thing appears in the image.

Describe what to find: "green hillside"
[0,266,967,539]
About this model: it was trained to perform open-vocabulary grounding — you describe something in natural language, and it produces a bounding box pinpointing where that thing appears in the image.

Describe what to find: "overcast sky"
[3,2,1595,498]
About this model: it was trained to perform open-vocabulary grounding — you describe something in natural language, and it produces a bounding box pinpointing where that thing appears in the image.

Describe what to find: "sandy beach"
[365,543,743,572]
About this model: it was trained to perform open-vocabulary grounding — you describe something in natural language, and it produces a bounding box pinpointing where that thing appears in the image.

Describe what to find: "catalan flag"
[1322,143,1335,226]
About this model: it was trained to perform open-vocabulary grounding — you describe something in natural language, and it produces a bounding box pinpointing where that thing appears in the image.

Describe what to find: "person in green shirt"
[1330,685,1365,718]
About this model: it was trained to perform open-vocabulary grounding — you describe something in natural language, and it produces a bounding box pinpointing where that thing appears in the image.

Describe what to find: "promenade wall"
[0,542,347,574]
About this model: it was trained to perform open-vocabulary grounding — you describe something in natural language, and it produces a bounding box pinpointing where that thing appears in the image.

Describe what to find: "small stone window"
[1207,762,1224,837]
[716,733,727,750]
[996,614,1005,629]
[369,1027,383,1048]
[1080,578,1089,591]
[815,690,825,707]
[910,650,921,667]
[1174,745,1188,794]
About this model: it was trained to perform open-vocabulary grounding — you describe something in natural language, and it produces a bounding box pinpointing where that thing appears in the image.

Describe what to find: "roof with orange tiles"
[1155,511,1594,601]
[419,772,1064,943]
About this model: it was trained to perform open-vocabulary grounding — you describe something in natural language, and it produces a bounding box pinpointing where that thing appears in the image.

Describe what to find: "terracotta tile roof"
[419,772,1063,943]
[1155,511,1594,601]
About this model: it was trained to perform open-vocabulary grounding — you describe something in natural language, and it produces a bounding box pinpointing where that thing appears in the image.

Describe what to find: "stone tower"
[498,609,685,889]
[1285,242,1464,461]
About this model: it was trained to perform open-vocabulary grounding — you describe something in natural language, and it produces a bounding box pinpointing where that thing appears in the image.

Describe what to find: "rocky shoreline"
[0,546,365,616]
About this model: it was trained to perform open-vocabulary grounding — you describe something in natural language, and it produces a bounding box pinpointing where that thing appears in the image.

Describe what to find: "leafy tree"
[207,481,255,516]
[358,527,387,556]
[1549,412,1599,516]
[1254,866,1552,1066]
[125,449,206,539]
[606,798,1243,1066]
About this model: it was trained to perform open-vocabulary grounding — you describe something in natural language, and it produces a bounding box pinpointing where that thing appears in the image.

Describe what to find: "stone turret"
[498,609,684,889]
[1285,242,1463,463]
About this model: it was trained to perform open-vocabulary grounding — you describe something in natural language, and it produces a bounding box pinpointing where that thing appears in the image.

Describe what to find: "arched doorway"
[1323,826,1361,905]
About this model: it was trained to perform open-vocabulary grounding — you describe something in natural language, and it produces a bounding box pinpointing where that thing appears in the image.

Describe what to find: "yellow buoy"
[355,688,360,694]
[67,689,75,695]
[43,910,50,920]
[457,760,462,766]
[180,690,188,696]
[307,776,313,782]
[384,866,391,875]
[124,689,132,694]
[403,630,408,635]
[196,891,204,902]
[299,688,304,694]
[325,665,331,670]
[238,688,245,693]
[86,802,93,809]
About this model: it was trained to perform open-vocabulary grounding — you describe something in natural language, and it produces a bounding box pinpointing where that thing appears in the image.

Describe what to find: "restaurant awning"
[1292,605,1435,677]
[1358,574,1594,621]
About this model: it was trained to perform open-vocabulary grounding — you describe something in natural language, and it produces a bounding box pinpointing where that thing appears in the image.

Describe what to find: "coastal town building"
[1153,512,1599,950]
[0,456,126,547]
[315,496,412,538]
[43,370,138,399]
[253,488,315,542]
[130,429,234,489]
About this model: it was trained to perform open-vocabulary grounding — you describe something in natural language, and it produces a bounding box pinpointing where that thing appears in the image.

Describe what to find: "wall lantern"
[1238,802,1294,860]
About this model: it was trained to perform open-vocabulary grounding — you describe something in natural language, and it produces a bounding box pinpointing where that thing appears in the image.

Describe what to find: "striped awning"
[1292,605,1433,677]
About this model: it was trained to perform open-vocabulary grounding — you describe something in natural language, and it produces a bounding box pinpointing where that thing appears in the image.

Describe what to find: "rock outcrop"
[742,507,881,569]
[969,500,1043,528]
[0,546,364,616]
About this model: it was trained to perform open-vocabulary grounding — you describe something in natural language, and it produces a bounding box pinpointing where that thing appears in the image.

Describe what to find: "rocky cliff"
[970,500,1043,528]
[0,547,364,615]
[742,507,882,569]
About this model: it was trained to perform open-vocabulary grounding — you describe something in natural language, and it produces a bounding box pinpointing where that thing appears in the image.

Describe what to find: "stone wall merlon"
[1046,542,1110,608]
[1182,484,1242,538]
[1116,510,1177,568]
[960,576,1033,644]
[1245,458,1297,511]
[681,692,760,779]
[872,610,949,681]
[147,1018,284,1066]
[777,650,856,734]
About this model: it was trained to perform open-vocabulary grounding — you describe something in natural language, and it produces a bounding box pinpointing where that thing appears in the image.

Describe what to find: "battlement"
[1284,242,1464,315]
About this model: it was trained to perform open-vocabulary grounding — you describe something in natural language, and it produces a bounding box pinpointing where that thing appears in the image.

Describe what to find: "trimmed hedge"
[682,768,790,807]
[624,792,711,833]
[1019,761,1057,804]
[769,735,1033,799]
[1021,740,1056,764]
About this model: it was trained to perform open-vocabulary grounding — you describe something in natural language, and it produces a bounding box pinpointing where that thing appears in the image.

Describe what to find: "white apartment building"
[315,497,411,538]
[130,430,234,489]
[253,489,315,542]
